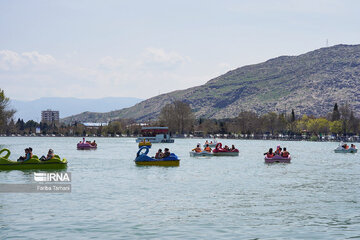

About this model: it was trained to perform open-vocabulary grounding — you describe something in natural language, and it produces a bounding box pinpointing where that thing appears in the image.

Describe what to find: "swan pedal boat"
[189,151,213,157]
[212,143,239,156]
[264,155,291,163]
[135,147,179,166]
[0,149,67,170]
[334,146,357,153]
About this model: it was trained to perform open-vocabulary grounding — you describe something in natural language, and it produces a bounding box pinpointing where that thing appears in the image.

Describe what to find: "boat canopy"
[141,127,169,135]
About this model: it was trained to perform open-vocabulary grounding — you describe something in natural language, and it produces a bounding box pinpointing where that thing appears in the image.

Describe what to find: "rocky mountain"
[62,44,360,123]
[11,97,142,122]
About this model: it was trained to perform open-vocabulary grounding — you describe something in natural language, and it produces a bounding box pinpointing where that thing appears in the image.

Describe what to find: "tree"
[306,118,330,135]
[16,118,25,131]
[348,110,359,134]
[330,121,342,135]
[339,103,352,135]
[159,101,194,134]
[231,111,260,134]
[291,109,296,122]
[0,89,15,133]
[198,119,220,135]
[262,112,278,135]
[331,103,340,121]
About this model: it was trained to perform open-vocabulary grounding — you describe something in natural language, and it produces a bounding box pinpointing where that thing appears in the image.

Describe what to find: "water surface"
[0,137,359,239]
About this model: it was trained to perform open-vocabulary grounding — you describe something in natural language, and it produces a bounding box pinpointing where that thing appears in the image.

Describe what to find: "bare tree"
[159,101,194,134]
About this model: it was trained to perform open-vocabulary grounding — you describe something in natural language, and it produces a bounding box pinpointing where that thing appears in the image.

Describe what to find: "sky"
[0,0,359,101]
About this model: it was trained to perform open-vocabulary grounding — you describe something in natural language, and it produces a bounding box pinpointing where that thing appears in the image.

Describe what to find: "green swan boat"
[0,148,67,170]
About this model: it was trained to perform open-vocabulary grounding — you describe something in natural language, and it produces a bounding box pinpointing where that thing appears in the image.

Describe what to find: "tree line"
[1,88,360,139]
[156,101,360,138]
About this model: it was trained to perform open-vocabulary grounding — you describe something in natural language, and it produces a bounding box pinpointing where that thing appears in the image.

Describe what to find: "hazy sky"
[1,0,359,101]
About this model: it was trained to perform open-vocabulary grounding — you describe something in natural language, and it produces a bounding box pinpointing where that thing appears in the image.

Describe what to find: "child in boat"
[274,146,282,155]
[40,149,55,161]
[204,144,212,152]
[192,144,202,153]
[155,149,163,159]
[17,148,29,162]
[264,148,274,158]
[281,147,290,158]
[163,148,170,158]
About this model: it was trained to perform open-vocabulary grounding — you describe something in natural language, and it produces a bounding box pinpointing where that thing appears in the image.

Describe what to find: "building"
[41,109,60,124]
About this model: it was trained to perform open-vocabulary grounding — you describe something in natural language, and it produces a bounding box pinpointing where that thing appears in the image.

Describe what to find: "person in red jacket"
[264,148,274,158]
[281,147,290,158]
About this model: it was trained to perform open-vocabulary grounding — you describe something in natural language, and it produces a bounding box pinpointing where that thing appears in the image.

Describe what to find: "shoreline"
[0,135,357,143]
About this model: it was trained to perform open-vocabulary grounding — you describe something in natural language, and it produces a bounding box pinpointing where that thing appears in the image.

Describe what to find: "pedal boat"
[264,155,291,163]
[77,141,97,150]
[138,140,152,148]
[135,147,179,166]
[0,149,67,170]
[189,150,213,157]
[212,143,239,156]
[203,142,218,148]
[334,145,357,153]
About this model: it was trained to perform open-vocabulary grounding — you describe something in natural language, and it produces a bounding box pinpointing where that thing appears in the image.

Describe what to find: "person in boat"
[162,148,170,158]
[192,144,202,153]
[342,143,349,149]
[91,140,96,146]
[17,148,30,162]
[264,148,274,158]
[40,149,55,161]
[204,144,212,152]
[281,147,290,158]
[155,149,163,159]
[274,146,282,155]
[224,145,230,151]
[205,140,209,145]
[230,145,236,151]
[351,144,356,149]
[28,147,33,159]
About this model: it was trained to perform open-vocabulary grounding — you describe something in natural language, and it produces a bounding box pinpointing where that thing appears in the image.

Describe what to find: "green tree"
[330,121,342,135]
[307,118,330,135]
[0,89,16,133]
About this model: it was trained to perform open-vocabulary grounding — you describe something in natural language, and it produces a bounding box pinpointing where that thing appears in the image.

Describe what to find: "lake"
[0,137,359,239]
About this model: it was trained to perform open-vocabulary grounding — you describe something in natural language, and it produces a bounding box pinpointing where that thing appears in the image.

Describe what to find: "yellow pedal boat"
[0,149,67,170]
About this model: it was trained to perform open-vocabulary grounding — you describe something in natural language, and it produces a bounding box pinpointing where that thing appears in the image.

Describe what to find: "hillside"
[10,97,142,122]
[62,44,360,123]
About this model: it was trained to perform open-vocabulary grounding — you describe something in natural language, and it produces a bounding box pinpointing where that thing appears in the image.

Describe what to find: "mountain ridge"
[62,44,360,123]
